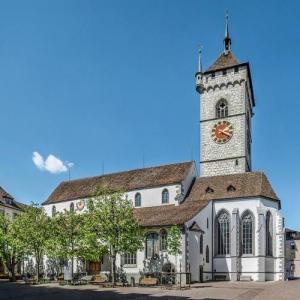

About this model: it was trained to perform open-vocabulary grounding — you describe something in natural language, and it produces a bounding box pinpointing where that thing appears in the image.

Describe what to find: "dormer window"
[227,185,236,192]
[205,187,214,194]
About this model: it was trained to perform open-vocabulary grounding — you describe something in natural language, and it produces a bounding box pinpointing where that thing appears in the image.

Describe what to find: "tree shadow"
[0,282,226,300]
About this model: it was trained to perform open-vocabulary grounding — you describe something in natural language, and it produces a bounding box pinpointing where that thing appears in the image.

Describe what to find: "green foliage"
[0,213,26,281]
[13,203,52,281]
[86,188,143,284]
[167,225,181,257]
[87,188,143,254]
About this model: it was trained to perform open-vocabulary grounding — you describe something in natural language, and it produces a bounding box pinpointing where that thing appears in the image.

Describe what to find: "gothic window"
[200,234,203,254]
[52,206,56,217]
[146,233,160,259]
[160,229,168,251]
[242,211,254,255]
[162,189,169,204]
[70,202,74,212]
[266,211,273,256]
[216,210,230,255]
[206,246,209,263]
[216,99,228,118]
[122,253,137,265]
[135,193,141,207]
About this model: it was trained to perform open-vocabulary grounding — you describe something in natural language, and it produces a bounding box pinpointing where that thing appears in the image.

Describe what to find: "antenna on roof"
[66,162,74,181]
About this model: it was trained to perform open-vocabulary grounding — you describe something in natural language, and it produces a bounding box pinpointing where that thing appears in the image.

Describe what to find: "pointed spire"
[198,46,203,73]
[224,10,231,54]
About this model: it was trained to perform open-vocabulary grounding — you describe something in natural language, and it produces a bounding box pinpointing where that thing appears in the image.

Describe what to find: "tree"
[13,204,52,281]
[49,209,100,281]
[0,213,26,282]
[86,188,143,285]
[167,225,182,281]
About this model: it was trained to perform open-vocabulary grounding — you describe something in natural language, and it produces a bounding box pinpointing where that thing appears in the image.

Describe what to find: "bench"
[90,274,107,285]
[240,276,252,282]
[214,275,227,281]
[139,277,158,286]
[79,275,93,285]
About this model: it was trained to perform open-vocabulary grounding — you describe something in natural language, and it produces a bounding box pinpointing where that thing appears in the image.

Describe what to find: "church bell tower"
[195,15,255,177]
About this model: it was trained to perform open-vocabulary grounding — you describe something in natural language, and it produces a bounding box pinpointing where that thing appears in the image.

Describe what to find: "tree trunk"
[6,258,16,282]
[71,257,74,282]
[36,258,40,282]
[110,247,116,286]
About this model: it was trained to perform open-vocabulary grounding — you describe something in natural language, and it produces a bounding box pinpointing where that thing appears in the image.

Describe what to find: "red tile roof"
[43,161,195,205]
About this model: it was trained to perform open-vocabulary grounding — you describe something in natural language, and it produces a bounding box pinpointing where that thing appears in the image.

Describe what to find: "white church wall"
[185,201,212,282]
[213,197,283,281]
[43,182,190,217]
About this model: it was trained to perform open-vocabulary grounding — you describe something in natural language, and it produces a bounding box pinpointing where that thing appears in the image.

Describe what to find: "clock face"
[211,120,233,144]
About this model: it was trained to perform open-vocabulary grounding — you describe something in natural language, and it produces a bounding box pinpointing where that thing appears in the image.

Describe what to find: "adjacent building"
[285,229,300,279]
[0,186,25,276]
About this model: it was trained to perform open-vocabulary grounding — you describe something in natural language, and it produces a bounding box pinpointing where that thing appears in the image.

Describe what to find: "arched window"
[200,234,203,254]
[160,229,168,251]
[216,210,230,255]
[162,189,169,204]
[266,211,273,256]
[135,193,141,207]
[145,233,159,259]
[206,245,209,263]
[216,99,228,118]
[242,211,254,255]
[52,206,56,217]
[70,202,74,212]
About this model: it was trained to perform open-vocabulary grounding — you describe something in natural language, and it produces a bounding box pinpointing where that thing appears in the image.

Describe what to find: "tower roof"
[205,12,240,72]
[206,51,240,72]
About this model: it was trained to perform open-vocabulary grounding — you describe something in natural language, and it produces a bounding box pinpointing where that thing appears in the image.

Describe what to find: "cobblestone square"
[0,280,299,300]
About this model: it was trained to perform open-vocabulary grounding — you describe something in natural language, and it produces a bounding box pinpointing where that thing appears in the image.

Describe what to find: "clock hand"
[219,130,231,137]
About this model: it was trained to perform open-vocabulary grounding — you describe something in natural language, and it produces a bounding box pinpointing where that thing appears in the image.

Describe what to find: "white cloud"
[32,151,73,174]
[32,151,45,171]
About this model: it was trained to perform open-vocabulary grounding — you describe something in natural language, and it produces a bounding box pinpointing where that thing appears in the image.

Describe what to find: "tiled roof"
[0,187,24,211]
[0,187,13,200]
[43,161,195,205]
[206,51,240,72]
[133,200,209,227]
[185,172,279,203]
[133,171,279,227]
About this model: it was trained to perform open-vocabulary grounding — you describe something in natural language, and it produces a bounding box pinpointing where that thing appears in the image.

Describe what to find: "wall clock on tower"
[211,120,233,144]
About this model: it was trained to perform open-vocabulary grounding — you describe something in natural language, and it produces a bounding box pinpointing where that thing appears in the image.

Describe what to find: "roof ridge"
[60,160,194,185]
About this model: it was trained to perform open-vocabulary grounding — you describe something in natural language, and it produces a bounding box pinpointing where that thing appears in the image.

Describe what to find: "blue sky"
[0,0,299,230]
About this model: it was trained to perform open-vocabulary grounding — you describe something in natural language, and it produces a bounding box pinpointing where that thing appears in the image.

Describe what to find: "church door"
[199,265,203,282]
[88,261,101,275]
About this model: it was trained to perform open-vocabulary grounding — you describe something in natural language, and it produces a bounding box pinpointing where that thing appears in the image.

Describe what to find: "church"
[42,19,285,283]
